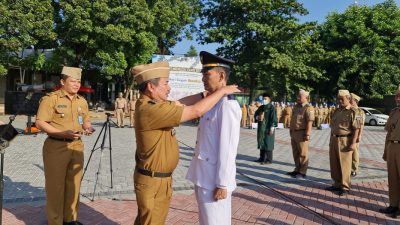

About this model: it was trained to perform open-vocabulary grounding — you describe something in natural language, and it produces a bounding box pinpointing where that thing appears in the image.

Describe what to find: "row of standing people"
[252,88,400,218]
[241,102,337,129]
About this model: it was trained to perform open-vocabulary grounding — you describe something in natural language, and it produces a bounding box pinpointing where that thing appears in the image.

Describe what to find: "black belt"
[48,136,80,142]
[136,168,172,178]
[390,140,400,144]
[332,134,352,137]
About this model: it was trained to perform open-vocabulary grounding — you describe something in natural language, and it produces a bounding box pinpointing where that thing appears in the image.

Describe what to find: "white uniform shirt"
[186,96,241,192]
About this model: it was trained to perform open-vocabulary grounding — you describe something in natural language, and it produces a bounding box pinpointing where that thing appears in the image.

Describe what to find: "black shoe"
[335,189,349,196]
[325,186,340,191]
[390,210,400,218]
[351,171,357,177]
[253,159,262,162]
[286,171,298,177]
[63,221,83,225]
[379,206,399,214]
[295,173,306,178]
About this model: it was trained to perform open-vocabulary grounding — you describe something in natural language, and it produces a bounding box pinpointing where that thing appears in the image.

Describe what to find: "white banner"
[152,55,204,100]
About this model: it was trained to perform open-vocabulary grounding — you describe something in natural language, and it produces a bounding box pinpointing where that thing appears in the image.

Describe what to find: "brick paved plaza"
[0,114,399,224]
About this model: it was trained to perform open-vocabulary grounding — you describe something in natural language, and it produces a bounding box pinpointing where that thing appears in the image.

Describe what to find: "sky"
[170,0,400,55]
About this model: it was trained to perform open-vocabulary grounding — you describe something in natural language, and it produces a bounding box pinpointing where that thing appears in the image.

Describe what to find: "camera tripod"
[82,112,117,201]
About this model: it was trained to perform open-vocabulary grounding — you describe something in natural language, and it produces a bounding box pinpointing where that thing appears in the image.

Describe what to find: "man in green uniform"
[350,93,365,177]
[131,61,239,225]
[379,85,400,218]
[254,93,278,165]
[287,89,314,178]
[36,66,94,225]
[325,90,361,196]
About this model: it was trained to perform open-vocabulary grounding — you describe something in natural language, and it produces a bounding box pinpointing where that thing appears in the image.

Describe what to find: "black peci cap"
[200,51,235,73]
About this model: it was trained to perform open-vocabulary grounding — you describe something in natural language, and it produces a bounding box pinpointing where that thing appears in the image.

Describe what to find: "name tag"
[78,116,83,125]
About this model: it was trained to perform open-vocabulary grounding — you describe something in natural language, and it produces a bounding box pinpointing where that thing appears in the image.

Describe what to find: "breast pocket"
[53,107,66,123]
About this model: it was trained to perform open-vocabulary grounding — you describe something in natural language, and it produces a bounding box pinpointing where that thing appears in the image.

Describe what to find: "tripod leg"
[91,121,109,201]
[81,122,106,181]
[109,122,113,188]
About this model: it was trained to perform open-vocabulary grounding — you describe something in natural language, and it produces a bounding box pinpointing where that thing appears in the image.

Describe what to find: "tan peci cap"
[299,89,310,97]
[350,93,361,102]
[61,66,82,80]
[338,89,350,97]
[131,61,169,85]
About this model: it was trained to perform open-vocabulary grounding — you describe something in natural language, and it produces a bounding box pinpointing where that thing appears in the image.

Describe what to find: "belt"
[136,168,172,178]
[48,136,81,142]
[332,134,352,137]
[390,140,400,144]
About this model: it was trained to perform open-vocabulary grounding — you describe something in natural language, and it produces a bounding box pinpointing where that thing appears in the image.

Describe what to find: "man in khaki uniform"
[36,66,94,225]
[241,104,248,127]
[325,90,361,196]
[350,93,365,177]
[115,92,127,128]
[282,104,292,128]
[379,86,400,218]
[317,105,324,128]
[131,61,239,225]
[287,90,314,178]
[128,96,137,128]
[248,102,257,127]
[276,103,282,124]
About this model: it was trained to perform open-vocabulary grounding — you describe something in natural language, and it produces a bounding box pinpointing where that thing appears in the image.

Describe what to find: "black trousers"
[259,149,273,163]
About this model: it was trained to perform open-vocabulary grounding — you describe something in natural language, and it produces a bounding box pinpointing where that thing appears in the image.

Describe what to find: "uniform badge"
[78,116,83,125]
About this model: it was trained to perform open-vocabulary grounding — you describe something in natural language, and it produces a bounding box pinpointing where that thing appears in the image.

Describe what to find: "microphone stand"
[0,92,33,225]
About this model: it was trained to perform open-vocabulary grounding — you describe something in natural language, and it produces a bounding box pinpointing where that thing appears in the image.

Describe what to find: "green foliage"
[185,45,198,57]
[0,0,56,77]
[317,0,400,98]
[199,0,325,101]
[148,0,201,54]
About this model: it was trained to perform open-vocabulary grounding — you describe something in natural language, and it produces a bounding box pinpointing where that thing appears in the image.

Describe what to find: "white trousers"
[195,186,232,225]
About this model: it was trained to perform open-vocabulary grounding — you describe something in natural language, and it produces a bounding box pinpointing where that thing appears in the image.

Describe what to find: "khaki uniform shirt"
[385,107,400,141]
[248,105,257,116]
[290,103,315,130]
[283,106,292,117]
[129,100,136,111]
[36,90,89,132]
[134,95,184,173]
[115,97,127,109]
[318,107,324,118]
[330,105,361,135]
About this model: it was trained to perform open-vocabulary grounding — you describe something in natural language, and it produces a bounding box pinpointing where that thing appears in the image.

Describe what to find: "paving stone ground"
[0,113,399,224]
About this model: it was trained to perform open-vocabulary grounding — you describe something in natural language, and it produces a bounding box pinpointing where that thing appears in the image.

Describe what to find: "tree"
[52,0,157,88]
[199,0,325,102]
[185,45,198,57]
[0,0,56,80]
[317,0,400,98]
[148,0,201,55]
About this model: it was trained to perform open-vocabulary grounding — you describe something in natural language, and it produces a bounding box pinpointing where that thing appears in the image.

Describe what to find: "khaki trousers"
[116,108,124,127]
[248,115,254,126]
[283,116,290,128]
[387,142,400,207]
[290,130,309,174]
[130,110,135,127]
[43,138,84,225]
[351,143,360,172]
[134,171,173,225]
[329,136,352,191]
[241,117,247,128]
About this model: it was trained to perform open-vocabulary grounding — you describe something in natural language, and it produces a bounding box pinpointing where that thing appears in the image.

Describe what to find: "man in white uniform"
[186,51,241,225]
